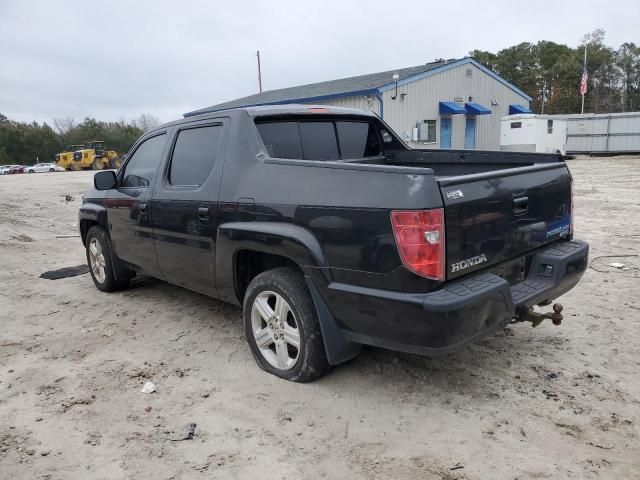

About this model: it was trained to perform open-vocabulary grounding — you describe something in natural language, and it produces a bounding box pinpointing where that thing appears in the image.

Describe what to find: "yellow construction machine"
[69,141,122,170]
[55,144,84,170]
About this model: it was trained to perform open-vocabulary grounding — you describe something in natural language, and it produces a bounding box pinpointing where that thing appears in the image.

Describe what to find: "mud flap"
[304,276,362,365]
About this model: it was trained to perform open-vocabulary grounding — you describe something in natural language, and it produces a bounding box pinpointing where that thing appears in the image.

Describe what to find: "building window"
[466,68,473,78]
[510,122,522,129]
[418,120,437,143]
[547,119,553,134]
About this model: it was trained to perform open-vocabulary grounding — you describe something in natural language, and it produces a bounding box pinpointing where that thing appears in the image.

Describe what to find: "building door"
[465,118,476,149]
[440,118,452,148]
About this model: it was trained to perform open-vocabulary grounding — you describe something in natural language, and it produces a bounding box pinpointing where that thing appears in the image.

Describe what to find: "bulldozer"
[69,141,122,170]
[55,144,84,170]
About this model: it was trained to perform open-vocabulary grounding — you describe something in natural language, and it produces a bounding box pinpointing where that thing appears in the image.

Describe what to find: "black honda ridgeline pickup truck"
[80,105,588,382]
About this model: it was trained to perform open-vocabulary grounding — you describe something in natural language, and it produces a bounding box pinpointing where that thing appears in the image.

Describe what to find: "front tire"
[28,169,35,173]
[109,157,122,169]
[92,158,104,170]
[243,267,331,382]
[85,226,129,292]
[49,168,55,172]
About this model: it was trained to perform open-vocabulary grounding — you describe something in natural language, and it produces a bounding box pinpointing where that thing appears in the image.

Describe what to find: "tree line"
[0,113,159,166]
[471,29,640,114]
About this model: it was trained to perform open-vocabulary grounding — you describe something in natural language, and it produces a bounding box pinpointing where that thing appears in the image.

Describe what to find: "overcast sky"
[1,0,637,125]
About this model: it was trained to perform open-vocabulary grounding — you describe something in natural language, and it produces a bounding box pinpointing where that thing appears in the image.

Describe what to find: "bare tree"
[53,116,76,146]
[133,113,160,133]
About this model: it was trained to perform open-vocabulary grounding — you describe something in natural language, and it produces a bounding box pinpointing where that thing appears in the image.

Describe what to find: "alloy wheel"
[88,237,106,284]
[251,291,300,370]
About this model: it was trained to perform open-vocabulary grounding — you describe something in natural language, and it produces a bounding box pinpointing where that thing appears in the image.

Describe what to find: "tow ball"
[513,303,563,327]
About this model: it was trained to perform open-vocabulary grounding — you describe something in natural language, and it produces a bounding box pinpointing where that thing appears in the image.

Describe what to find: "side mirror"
[94,170,117,190]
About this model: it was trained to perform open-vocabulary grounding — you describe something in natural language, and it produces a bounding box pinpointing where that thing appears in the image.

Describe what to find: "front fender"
[79,202,109,245]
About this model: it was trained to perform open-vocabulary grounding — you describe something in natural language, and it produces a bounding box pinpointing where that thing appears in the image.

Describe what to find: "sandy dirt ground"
[0,157,639,480]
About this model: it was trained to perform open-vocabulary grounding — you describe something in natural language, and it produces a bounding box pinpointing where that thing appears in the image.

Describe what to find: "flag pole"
[581,46,587,114]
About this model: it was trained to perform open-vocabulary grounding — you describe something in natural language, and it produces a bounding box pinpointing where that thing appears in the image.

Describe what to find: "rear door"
[440,164,572,280]
[107,132,168,277]
[150,119,227,296]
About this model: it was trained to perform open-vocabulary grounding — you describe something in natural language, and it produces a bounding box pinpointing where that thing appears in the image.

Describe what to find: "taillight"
[390,209,445,281]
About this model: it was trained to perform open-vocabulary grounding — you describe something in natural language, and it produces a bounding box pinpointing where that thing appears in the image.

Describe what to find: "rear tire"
[85,226,130,292]
[243,267,331,382]
[28,169,34,173]
[49,168,55,172]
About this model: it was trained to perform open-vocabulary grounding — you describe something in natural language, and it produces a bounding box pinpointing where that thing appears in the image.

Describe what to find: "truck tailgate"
[438,164,572,280]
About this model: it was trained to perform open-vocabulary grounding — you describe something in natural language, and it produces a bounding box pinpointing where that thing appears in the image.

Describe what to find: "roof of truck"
[154,104,378,131]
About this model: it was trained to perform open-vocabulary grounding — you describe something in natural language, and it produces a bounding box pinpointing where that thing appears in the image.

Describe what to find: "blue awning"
[439,101,467,115]
[509,104,532,115]
[465,102,491,115]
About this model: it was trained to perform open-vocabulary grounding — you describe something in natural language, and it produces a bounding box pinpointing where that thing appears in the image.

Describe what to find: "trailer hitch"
[513,303,563,327]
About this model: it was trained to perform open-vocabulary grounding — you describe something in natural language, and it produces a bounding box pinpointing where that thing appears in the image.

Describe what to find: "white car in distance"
[26,163,66,173]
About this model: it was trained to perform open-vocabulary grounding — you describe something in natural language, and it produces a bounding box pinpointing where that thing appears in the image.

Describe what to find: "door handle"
[512,196,528,214]
[197,206,210,221]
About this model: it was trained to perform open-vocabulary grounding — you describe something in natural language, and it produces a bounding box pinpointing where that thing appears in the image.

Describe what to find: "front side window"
[121,134,166,188]
[547,119,553,134]
[169,125,222,186]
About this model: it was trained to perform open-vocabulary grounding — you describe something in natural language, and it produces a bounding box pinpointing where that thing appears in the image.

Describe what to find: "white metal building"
[186,58,532,151]
[545,112,640,154]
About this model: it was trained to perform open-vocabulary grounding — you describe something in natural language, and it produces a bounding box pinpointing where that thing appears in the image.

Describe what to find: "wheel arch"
[216,222,361,366]
[79,203,109,246]
[216,221,329,304]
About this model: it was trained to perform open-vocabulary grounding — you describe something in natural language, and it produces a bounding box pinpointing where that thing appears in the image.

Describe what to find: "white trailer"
[500,114,567,155]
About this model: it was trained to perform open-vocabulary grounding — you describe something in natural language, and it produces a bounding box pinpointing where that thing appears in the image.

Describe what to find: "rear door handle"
[512,196,528,214]
[197,206,210,221]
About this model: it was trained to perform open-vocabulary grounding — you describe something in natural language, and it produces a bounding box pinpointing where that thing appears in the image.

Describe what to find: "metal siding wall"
[381,64,530,150]
[303,96,379,113]
[552,112,640,153]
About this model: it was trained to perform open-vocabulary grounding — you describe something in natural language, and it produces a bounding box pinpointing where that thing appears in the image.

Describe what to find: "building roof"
[185,57,532,117]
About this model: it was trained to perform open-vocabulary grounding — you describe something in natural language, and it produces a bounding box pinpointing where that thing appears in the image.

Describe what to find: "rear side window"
[256,122,302,159]
[169,125,222,186]
[122,134,166,188]
[256,119,381,161]
[298,122,339,160]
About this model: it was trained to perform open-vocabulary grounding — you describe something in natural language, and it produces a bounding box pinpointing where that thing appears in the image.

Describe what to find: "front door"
[465,117,476,149]
[151,121,227,296]
[107,132,168,277]
[440,118,452,149]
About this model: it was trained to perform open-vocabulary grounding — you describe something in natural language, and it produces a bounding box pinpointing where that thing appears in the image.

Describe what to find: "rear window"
[169,125,222,186]
[298,122,339,160]
[336,122,380,158]
[256,122,302,159]
[256,119,381,161]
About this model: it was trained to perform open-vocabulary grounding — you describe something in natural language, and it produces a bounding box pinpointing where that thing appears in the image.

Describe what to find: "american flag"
[579,66,588,96]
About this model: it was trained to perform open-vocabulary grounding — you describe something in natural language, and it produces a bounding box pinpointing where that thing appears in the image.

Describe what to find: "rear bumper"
[326,239,589,356]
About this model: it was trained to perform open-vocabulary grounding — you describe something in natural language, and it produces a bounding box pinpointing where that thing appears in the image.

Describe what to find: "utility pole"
[256,50,263,93]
